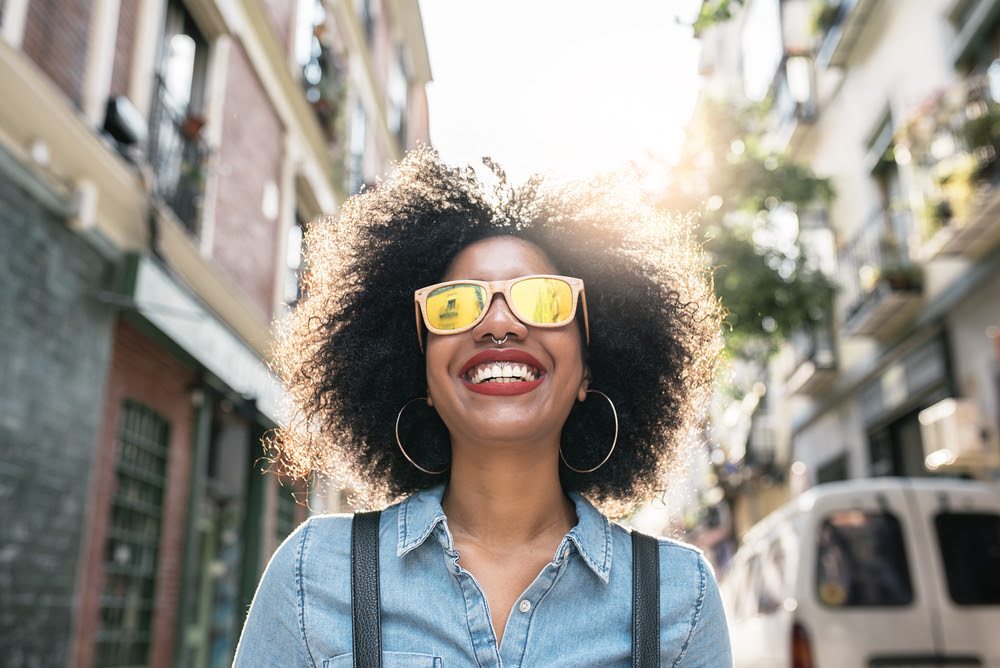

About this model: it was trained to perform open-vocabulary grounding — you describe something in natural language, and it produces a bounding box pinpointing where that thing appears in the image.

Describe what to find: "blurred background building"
[0,0,429,665]
[5,0,1000,664]
[697,0,1000,539]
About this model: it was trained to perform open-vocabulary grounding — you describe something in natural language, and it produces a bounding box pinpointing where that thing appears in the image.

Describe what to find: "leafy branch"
[657,97,837,360]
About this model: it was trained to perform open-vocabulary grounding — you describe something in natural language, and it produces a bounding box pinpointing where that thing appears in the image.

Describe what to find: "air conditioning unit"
[919,398,999,470]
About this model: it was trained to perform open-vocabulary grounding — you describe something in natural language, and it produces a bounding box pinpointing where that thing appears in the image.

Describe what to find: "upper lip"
[459,349,546,378]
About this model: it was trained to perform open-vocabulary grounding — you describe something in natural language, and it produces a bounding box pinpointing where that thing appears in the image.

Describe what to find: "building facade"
[0,0,430,666]
[698,0,1000,534]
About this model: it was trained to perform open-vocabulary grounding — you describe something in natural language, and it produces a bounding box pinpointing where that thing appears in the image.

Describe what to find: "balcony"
[785,320,837,395]
[897,67,1000,260]
[770,54,817,149]
[745,411,786,483]
[148,76,210,235]
[839,209,924,338]
[815,0,881,69]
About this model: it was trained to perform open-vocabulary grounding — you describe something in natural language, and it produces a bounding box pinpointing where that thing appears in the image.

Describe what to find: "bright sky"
[418,0,705,184]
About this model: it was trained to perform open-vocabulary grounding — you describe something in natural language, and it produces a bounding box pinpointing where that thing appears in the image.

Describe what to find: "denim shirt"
[234,485,733,667]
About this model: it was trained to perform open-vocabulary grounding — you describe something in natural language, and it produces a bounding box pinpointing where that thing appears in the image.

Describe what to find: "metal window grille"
[95,400,170,668]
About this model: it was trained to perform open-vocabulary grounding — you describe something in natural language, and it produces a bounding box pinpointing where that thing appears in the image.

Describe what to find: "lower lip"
[463,377,544,395]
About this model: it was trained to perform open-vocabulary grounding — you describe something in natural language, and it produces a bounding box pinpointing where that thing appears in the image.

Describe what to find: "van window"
[815,511,913,607]
[934,512,1000,605]
[725,557,754,621]
[758,538,789,614]
[742,555,762,618]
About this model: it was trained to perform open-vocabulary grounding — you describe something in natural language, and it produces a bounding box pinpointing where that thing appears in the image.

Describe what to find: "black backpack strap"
[351,510,383,668]
[631,530,660,668]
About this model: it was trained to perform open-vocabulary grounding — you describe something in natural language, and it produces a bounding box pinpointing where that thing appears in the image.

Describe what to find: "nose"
[472,293,528,344]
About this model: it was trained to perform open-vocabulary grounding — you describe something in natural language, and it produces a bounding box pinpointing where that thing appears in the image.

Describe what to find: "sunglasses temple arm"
[414,302,426,354]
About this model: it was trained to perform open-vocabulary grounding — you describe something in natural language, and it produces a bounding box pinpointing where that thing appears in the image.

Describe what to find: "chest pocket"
[323,652,443,667]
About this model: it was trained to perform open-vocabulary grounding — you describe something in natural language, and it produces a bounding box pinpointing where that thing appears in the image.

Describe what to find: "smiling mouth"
[464,361,542,385]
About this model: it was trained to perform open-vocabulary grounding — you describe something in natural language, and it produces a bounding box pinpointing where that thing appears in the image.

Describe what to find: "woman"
[234,150,731,666]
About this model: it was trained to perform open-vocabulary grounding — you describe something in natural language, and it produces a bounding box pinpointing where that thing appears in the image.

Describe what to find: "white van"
[719,477,1000,667]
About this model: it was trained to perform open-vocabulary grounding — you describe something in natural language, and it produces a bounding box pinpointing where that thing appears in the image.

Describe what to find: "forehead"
[441,237,559,281]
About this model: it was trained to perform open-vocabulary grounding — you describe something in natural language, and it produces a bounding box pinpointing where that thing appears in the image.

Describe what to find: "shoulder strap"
[351,510,383,668]
[351,510,656,666]
[631,530,660,668]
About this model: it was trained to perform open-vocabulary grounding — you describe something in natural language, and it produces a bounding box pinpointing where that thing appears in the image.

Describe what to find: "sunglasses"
[413,274,589,352]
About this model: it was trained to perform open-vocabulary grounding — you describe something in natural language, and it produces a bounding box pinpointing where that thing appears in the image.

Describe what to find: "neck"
[441,442,576,547]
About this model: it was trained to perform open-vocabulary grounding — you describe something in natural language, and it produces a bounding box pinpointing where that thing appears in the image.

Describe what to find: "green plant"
[812,1,841,35]
[658,97,837,360]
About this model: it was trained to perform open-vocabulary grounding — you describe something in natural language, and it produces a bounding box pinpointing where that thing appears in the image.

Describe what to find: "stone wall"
[0,146,115,666]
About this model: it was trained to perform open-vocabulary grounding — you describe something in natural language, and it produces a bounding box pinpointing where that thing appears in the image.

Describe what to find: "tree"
[657,97,837,360]
[691,0,747,34]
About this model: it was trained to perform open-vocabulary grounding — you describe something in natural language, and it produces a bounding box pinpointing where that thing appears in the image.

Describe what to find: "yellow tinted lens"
[425,284,487,330]
[510,278,574,325]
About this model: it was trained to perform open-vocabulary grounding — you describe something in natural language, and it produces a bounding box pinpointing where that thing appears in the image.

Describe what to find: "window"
[739,0,782,101]
[96,401,170,667]
[348,99,366,194]
[355,0,373,44]
[149,0,209,233]
[283,214,307,307]
[758,538,790,614]
[866,113,906,227]
[935,512,1000,605]
[296,0,345,142]
[387,45,408,148]
[815,510,913,607]
[275,484,300,545]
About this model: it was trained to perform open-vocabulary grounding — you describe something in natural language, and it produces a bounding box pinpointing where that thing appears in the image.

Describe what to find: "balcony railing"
[785,318,837,395]
[896,65,1000,259]
[770,54,817,148]
[301,41,348,191]
[745,411,785,482]
[815,0,880,69]
[838,208,923,337]
[148,76,210,234]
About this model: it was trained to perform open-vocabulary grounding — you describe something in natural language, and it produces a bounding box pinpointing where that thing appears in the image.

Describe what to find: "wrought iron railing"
[838,207,921,323]
[787,316,837,375]
[148,75,210,234]
[895,63,1000,243]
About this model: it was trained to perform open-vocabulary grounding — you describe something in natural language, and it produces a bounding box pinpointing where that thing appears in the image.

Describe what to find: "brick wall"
[21,0,92,108]
[211,42,284,320]
[371,0,389,95]
[0,148,116,666]
[263,0,296,54]
[72,319,197,668]
[110,0,139,98]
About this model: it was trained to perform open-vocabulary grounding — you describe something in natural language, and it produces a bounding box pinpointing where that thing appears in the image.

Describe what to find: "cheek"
[423,337,453,396]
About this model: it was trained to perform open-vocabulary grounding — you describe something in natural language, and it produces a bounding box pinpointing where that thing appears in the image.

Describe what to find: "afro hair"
[271,148,722,516]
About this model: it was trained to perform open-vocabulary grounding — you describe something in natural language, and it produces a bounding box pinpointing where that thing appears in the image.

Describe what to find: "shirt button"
[518,599,531,613]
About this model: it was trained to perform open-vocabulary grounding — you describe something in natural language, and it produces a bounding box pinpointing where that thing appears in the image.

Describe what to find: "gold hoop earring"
[560,389,618,473]
[396,397,448,475]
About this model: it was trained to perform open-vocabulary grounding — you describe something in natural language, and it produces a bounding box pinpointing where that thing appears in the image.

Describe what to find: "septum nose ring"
[490,334,508,345]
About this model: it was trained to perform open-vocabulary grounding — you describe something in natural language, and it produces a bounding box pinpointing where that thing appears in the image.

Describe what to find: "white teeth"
[467,361,541,384]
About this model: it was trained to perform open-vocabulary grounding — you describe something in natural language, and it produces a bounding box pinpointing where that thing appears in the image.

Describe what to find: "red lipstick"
[459,349,546,396]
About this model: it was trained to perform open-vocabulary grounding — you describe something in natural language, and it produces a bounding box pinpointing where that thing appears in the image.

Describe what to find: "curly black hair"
[272,148,721,515]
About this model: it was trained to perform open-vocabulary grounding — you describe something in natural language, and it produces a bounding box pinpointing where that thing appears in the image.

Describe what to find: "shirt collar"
[396,484,613,584]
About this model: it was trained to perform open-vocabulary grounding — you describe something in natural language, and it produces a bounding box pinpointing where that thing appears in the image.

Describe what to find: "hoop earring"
[396,398,448,475]
[559,389,618,474]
